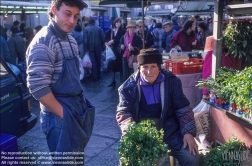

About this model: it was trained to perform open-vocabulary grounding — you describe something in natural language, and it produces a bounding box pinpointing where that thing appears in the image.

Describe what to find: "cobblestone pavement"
[17,72,121,166]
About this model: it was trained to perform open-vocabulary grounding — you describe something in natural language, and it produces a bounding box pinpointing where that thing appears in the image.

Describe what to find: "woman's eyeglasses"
[137,26,142,28]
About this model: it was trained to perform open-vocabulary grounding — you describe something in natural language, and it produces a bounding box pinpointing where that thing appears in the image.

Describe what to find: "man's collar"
[49,20,68,40]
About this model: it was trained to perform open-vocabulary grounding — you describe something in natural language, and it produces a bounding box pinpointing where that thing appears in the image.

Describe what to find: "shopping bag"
[193,100,210,137]
[193,100,212,149]
[82,53,92,68]
[78,56,85,80]
[105,45,116,64]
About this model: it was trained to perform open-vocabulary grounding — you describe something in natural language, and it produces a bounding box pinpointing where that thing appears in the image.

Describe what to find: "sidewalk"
[81,72,121,166]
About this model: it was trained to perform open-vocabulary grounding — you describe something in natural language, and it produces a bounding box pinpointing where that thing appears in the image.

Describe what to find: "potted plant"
[118,120,168,166]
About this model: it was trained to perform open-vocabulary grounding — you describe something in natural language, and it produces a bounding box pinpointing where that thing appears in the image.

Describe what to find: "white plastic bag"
[193,100,210,137]
[78,56,85,80]
[82,53,92,68]
[105,45,116,64]
[193,100,212,150]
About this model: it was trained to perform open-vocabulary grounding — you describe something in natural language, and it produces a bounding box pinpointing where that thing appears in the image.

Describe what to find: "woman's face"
[115,21,121,29]
[197,26,203,32]
[140,63,160,84]
[127,26,136,34]
[190,22,196,31]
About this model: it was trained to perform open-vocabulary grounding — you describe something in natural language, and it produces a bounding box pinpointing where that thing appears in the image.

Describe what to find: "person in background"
[24,26,35,49]
[202,27,241,99]
[7,26,26,65]
[34,25,43,35]
[26,1,94,165]
[0,35,10,63]
[152,22,164,53]
[0,25,7,40]
[71,24,84,59]
[116,48,199,166]
[149,19,156,33]
[171,15,182,32]
[170,20,199,52]
[12,20,20,30]
[105,17,126,86]
[118,20,142,82]
[19,23,26,38]
[136,20,154,49]
[83,17,105,81]
[161,21,177,53]
[207,18,213,34]
[196,21,211,50]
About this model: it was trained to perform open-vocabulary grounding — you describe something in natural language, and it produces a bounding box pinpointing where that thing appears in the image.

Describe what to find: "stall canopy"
[175,1,215,16]
[99,0,150,8]
[0,1,50,14]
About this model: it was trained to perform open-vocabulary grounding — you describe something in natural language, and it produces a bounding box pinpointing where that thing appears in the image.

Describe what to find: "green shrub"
[118,120,168,166]
[205,136,246,166]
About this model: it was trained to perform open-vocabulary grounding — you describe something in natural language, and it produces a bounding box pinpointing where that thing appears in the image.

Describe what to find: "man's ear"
[51,6,57,15]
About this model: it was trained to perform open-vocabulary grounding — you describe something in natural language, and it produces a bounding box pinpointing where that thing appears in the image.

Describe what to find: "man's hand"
[121,44,125,50]
[108,40,113,45]
[183,133,198,155]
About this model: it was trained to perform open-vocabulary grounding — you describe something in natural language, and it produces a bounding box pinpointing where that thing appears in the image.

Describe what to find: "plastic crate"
[165,58,204,74]
[0,133,20,165]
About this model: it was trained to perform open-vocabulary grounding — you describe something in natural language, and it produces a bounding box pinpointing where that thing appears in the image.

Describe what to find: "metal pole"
[141,0,145,49]
[212,0,223,79]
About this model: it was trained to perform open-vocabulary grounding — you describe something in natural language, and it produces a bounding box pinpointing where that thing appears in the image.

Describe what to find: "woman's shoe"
[108,81,116,87]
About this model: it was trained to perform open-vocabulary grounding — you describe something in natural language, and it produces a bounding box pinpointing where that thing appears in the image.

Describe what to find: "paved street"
[17,71,121,166]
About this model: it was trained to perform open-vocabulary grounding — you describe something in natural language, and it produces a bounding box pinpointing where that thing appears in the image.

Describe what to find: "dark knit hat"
[137,48,163,66]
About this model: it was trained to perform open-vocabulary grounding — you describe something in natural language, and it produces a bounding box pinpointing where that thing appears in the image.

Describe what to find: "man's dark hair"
[152,19,156,24]
[74,24,82,32]
[35,25,43,32]
[47,0,87,19]
[155,22,162,28]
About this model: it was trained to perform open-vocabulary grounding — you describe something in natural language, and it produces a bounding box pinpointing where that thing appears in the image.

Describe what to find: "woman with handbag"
[105,18,126,86]
[118,20,142,82]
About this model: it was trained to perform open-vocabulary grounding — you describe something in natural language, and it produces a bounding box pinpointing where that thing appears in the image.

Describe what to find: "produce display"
[197,67,252,122]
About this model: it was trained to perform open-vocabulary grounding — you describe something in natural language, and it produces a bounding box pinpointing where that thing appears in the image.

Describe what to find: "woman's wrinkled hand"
[183,133,198,155]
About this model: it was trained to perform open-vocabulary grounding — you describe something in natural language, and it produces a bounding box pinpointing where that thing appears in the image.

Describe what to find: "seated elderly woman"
[116,48,199,166]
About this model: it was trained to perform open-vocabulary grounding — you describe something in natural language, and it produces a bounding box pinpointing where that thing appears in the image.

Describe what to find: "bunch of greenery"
[118,120,168,166]
[197,67,237,100]
[197,66,252,110]
[204,136,246,166]
[224,21,252,62]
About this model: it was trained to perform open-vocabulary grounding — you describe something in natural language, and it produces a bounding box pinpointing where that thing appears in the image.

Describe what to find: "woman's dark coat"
[105,27,126,72]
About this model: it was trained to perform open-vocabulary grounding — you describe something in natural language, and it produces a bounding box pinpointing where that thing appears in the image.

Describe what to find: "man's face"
[140,63,160,84]
[164,24,172,32]
[52,3,80,33]
[137,23,144,32]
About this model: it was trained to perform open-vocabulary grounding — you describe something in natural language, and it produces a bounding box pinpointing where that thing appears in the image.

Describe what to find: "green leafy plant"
[224,21,252,62]
[197,66,252,110]
[197,67,237,100]
[118,120,168,166]
[204,136,246,166]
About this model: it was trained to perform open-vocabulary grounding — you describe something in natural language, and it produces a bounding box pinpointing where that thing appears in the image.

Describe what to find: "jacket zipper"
[152,84,156,103]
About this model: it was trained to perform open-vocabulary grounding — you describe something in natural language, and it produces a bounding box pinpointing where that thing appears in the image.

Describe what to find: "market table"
[208,104,252,149]
[176,73,202,109]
